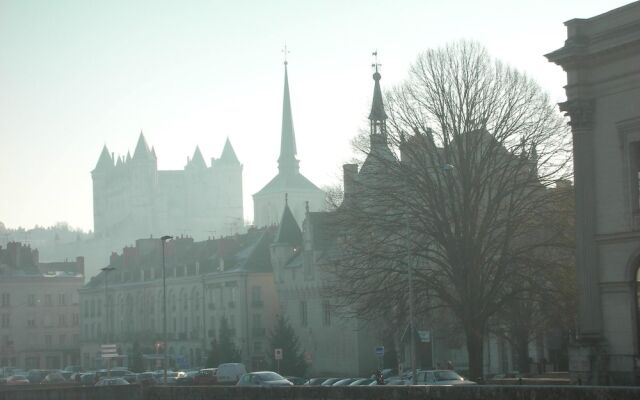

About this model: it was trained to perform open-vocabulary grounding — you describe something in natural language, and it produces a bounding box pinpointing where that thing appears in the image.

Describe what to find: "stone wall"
[0,385,142,400]
[146,385,640,400]
[2,385,640,400]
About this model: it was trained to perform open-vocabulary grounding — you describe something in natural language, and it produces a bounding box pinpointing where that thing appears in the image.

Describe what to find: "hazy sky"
[0,0,629,231]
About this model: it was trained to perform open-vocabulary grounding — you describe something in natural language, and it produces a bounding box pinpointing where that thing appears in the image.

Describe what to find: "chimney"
[343,164,359,197]
[76,256,85,276]
[110,252,118,265]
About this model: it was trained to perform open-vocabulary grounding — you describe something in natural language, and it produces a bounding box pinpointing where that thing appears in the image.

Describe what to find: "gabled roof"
[275,202,302,246]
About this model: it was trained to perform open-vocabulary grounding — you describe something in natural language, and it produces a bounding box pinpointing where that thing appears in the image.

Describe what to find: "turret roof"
[92,145,113,173]
[275,198,302,246]
[218,138,240,165]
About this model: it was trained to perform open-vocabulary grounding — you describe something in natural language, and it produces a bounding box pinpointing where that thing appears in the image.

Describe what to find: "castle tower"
[212,138,244,235]
[91,145,114,238]
[253,59,325,228]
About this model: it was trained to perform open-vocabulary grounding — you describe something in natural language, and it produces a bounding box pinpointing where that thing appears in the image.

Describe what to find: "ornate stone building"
[0,242,83,369]
[92,134,243,242]
[253,62,325,228]
[547,1,640,385]
[79,228,279,371]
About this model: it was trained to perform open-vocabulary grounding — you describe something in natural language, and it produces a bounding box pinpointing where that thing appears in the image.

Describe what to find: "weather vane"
[372,50,381,72]
[283,43,290,65]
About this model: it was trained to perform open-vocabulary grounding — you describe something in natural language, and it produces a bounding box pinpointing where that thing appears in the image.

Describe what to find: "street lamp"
[161,235,173,384]
[101,266,116,376]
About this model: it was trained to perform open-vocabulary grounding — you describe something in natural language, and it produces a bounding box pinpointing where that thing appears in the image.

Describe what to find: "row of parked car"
[301,369,476,386]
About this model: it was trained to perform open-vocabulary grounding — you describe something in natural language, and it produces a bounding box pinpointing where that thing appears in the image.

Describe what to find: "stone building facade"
[92,135,243,242]
[79,229,279,371]
[547,1,640,385]
[0,242,83,369]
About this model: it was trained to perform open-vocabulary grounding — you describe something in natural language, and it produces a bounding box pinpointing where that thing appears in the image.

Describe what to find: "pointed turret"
[275,195,302,246]
[133,131,153,160]
[93,145,114,173]
[218,138,240,165]
[278,62,300,175]
[369,61,388,136]
[190,146,207,169]
[126,151,132,163]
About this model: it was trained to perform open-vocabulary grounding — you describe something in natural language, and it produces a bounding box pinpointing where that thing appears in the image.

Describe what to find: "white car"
[216,363,247,385]
[415,370,476,385]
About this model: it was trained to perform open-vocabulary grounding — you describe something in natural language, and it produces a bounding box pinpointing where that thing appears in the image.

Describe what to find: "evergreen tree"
[217,315,241,363]
[130,341,145,372]
[267,315,307,376]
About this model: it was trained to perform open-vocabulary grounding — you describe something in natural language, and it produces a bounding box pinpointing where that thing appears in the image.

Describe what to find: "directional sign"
[101,344,118,358]
[275,348,283,360]
[375,346,384,356]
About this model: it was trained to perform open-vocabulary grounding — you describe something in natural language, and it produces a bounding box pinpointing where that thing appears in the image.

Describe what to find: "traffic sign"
[101,344,118,358]
[275,348,283,360]
[375,346,384,356]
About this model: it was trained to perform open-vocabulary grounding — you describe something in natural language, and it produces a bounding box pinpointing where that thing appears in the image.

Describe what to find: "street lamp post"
[161,235,173,385]
[101,266,116,377]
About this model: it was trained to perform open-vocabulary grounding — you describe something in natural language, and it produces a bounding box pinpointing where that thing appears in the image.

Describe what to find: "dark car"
[79,372,97,386]
[237,372,293,387]
[136,372,156,385]
[193,368,217,385]
[26,370,51,384]
[95,377,130,386]
[285,376,306,385]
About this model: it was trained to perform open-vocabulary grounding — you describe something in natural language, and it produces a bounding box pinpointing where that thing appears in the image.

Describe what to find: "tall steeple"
[278,56,300,175]
[369,51,388,137]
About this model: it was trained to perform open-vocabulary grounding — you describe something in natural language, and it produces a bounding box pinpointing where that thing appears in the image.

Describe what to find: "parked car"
[6,375,30,385]
[41,372,66,384]
[332,378,358,386]
[236,372,293,387]
[175,370,198,385]
[79,372,97,386]
[26,369,51,384]
[304,377,328,385]
[95,377,130,386]
[123,373,138,384]
[63,365,82,373]
[415,370,476,385]
[193,368,217,385]
[284,376,306,385]
[137,372,157,385]
[349,378,374,386]
[216,363,246,385]
[320,378,343,386]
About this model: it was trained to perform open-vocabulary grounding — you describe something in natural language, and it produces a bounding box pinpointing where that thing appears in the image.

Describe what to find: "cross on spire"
[372,50,381,73]
[283,43,290,65]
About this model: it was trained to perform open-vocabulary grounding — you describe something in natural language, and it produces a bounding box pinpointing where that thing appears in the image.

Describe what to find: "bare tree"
[325,41,572,379]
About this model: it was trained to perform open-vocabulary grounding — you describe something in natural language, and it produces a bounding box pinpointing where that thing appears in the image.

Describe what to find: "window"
[27,319,36,328]
[28,294,36,306]
[97,299,102,317]
[72,313,79,326]
[45,335,52,346]
[300,301,308,327]
[58,294,66,306]
[323,301,331,326]
[59,315,67,327]
[1,314,9,328]
[45,294,52,306]
[251,286,262,306]
[83,301,88,317]
[253,314,263,336]
[1,293,10,307]
[59,334,66,346]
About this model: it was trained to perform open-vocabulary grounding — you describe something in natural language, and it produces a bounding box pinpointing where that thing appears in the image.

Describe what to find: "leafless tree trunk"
[325,41,572,380]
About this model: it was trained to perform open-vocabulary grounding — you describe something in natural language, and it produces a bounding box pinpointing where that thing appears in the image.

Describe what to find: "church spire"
[278,52,300,175]
[369,51,388,136]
